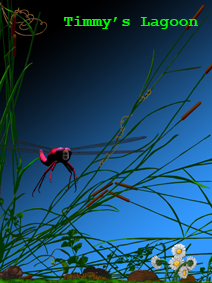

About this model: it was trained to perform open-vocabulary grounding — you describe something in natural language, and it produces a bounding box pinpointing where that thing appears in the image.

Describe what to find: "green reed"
[0,1,212,282]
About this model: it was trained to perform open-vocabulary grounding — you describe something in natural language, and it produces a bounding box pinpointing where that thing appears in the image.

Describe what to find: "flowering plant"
[151,243,197,282]
[34,229,89,276]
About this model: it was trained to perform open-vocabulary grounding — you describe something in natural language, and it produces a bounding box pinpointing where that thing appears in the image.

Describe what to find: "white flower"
[171,244,186,258]
[150,244,197,281]
[178,266,189,279]
[169,256,185,271]
[151,255,162,269]
[185,256,197,271]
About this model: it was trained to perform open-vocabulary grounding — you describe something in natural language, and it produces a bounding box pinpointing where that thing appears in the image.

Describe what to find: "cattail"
[115,182,138,190]
[11,14,16,36]
[109,191,130,202]
[181,101,201,120]
[13,34,16,57]
[86,189,108,207]
[92,182,113,196]
[186,5,205,30]
[205,64,212,74]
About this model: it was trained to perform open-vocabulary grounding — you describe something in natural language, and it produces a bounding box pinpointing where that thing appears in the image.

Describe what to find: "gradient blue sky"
[0,0,212,280]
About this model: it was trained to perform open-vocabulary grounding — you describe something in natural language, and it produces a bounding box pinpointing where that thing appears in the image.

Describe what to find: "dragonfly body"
[32,147,78,197]
[39,147,72,165]
[1,135,147,197]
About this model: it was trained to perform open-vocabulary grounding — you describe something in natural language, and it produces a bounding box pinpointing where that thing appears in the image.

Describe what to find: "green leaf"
[72,243,82,253]
[50,260,56,265]
[67,256,78,265]
[61,241,71,248]
[0,65,10,93]
[68,229,78,237]
[73,236,81,243]
[54,258,69,274]
[191,180,209,188]
[17,213,23,219]
[78,256,89,267]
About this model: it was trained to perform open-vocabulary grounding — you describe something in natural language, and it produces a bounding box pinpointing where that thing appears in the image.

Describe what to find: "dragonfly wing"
[0,135,52,151]
[71,136,147,150]
[1,146,49,155]
[1,136,147,154]
[108,150,145,154]
[72,150,145,155]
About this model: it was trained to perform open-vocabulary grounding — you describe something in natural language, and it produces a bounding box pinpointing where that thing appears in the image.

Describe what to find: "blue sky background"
[0,0,212,280]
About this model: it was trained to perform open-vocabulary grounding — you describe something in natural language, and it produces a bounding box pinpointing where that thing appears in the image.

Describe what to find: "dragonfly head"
[56,147,72,161]
[62,149,69,161]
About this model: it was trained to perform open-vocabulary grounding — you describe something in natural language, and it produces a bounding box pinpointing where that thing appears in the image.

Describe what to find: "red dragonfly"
[1,135,147,197]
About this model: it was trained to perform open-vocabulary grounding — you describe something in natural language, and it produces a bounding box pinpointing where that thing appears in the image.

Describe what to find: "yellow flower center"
[177,249,182,254]
[174,260,180,266]
[183,270,187,276]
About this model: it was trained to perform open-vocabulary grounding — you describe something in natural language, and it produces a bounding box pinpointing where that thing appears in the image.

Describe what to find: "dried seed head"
[11,14,16,36]
[13,34,16,57]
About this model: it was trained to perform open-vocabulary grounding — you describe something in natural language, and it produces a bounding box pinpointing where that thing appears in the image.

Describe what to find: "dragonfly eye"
[62,150,69,161]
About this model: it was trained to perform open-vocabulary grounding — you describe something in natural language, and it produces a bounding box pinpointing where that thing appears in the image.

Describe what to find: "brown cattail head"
[181,101,201,120]
[13,34,16,57]
[115,182,138,190]
[186,5,205,30]
[86,189,108,208]
[109,191,130,202]
[11,14,16,36]
[92,182,113,196]
[205,64,212,74]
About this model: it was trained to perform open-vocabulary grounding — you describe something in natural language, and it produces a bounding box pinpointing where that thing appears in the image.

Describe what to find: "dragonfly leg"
[49,161,58,183]
[32,162,55,197]
[65,162,77,192]
[67,171,73,190]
